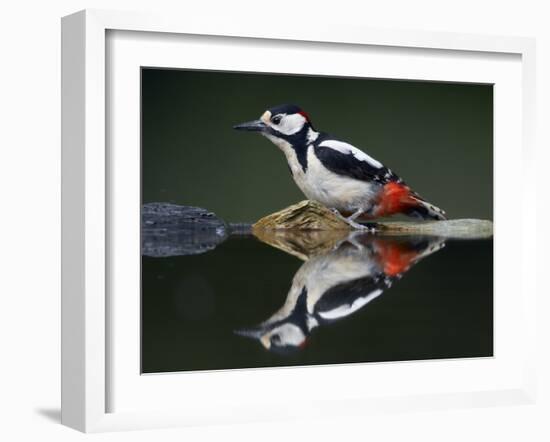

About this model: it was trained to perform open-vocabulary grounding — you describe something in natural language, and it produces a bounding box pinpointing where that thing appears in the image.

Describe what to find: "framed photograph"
[61,9,537,432]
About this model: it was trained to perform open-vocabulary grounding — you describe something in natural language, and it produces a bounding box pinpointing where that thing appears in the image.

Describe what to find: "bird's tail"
[374,182,447,220]
[406,195,447,221]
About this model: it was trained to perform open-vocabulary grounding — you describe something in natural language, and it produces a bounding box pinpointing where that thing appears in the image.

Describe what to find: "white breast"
[299,148,379,212]
[263,134,379,212]
[261,246,379,329]
[262,133,309,192]
[295,247,381,315]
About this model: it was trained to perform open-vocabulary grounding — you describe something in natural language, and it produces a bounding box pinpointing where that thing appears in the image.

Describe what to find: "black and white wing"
[313,274,395,323]
[313,135,403,185]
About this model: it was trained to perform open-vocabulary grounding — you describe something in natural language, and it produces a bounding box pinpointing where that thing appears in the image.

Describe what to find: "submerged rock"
[141,203,228,257]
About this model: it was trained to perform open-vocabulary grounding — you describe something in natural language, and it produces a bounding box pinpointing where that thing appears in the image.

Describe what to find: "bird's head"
[233,104,315,146]
[235,322,308,354]
[234,286,312,354]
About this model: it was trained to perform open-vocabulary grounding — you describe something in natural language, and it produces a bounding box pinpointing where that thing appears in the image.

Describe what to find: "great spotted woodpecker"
[235,233,445,352]
[234,104,446,229]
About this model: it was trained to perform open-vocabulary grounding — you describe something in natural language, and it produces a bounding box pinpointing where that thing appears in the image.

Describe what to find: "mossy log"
[253,200,350,231]
[253,200,493,240]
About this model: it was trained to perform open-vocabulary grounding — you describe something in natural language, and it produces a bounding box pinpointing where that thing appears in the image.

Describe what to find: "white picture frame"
[61,9,537,433]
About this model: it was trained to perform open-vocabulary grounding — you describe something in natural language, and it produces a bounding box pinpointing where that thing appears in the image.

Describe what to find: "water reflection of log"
[252,229,347,261]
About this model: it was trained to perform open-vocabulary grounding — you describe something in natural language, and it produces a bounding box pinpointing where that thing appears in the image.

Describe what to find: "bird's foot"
[346,231,369,250]
[331,226,377,252]
[330,209,377,232]
[347,218,372,231]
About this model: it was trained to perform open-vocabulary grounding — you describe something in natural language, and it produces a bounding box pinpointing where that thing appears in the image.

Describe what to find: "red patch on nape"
[375,182,415,217]
[298,110,310,122]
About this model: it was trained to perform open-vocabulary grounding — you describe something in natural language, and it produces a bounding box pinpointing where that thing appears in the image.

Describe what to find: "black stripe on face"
[263,286,310,334]
[267,124,310,173]
[295,144,309,173]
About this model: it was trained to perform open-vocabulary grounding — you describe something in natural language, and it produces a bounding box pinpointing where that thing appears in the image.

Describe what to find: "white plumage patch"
[295,248,381,313]
[302,148,379,211]
[263,112,307,136]
[319,139,383,169]
[262,133,297,160]
[262,323,306,349]
[259,135,379,213]
[317,288,383,320]
[307,128,319,143]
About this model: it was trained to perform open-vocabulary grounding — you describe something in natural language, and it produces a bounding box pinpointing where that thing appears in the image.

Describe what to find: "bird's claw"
[347,219,370,231]
[330,208,377,233]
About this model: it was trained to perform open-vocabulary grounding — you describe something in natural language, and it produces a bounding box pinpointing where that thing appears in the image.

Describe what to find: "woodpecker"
[235,233,445,352]
[234,104,446,229]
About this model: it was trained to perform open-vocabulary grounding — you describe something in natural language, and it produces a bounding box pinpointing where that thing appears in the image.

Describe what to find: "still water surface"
[141,233,492,373]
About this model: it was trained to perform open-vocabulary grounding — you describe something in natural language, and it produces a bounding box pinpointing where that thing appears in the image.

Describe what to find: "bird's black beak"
[234,325,266,340]
[233,119,267,132]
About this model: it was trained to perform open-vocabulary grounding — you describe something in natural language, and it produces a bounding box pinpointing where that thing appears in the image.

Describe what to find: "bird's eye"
[271,115,282,125]
[271,334,282,345]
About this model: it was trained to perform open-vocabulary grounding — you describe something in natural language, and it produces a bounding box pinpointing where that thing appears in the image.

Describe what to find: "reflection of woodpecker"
[235,234,445,353]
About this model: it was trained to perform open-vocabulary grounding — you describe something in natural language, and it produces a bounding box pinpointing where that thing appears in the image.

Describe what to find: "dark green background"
[142,69,493,222]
